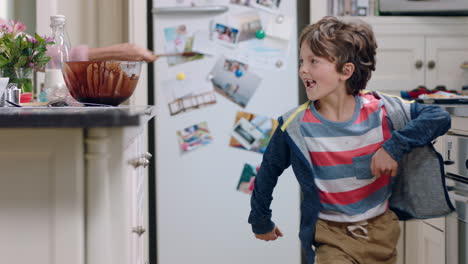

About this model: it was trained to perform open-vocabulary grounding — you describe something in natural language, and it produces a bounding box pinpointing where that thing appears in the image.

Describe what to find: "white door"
[420,223,445,264]
[425,36,468,91]
[367,35,425,93]
[153,1,301,263]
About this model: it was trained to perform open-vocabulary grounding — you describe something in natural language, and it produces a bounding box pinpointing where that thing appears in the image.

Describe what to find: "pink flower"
[28,36,38,44]
[44,35,54,43]
[11,20,26,35]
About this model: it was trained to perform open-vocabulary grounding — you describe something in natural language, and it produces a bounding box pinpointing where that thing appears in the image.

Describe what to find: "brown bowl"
[63,61,142,106]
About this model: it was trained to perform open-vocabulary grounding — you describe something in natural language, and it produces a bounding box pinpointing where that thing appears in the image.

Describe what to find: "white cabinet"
[0,129,84,264]
[0,125,150,264]
[405,218,446,264]
[404,135,447,264]
[85,127,150,264]
[368,34,468,92]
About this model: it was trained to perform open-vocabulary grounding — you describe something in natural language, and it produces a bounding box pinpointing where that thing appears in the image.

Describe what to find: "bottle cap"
[50,15,66,26]
[51,15,66,21]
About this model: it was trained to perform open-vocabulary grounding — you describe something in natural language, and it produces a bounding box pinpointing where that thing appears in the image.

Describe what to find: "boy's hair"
[299,16,377,95]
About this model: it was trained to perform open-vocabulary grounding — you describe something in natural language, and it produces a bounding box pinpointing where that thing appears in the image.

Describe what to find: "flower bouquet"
[0,19,53,100]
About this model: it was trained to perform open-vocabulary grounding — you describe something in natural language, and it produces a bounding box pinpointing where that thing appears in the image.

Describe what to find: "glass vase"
[1,68,34,102]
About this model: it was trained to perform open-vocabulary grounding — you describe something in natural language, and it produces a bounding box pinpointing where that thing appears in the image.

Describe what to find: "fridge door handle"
[152,5,229,15]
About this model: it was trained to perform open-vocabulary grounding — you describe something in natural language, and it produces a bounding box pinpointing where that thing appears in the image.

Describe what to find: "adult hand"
[371,147,398,178]
[254,226,283,241]
[89,43,158,62]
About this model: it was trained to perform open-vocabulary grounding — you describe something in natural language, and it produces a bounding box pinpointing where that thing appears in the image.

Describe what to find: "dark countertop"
[0,106,156,128]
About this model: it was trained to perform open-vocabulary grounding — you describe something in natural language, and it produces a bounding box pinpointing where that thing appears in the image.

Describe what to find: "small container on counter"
[6,84,21,107]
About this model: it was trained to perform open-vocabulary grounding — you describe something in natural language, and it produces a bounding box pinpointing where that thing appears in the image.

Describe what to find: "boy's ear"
[340,62,355,81]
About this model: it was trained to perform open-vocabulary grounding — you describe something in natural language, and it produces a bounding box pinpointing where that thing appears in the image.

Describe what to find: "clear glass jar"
[43,15,71,102]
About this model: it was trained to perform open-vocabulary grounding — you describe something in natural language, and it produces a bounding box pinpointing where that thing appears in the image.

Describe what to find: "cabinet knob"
[129,158,150,168]
[427,60,436,69]
[132,226,146,236]
[415,60,423,69]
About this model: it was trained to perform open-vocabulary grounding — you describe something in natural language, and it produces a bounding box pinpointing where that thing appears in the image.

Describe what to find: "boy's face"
[299,42,348,101]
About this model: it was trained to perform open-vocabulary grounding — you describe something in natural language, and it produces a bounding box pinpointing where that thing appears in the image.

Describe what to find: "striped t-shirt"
[300,93,393,222]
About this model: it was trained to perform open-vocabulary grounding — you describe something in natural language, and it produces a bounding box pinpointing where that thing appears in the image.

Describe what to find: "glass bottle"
[43,15,71,102]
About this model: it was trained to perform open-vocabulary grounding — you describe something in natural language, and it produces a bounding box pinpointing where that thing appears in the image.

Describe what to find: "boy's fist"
[371,148,398,178]
[254,226,283,241]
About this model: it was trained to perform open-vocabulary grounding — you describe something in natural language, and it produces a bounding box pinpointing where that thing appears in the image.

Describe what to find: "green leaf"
[14,56,28,67]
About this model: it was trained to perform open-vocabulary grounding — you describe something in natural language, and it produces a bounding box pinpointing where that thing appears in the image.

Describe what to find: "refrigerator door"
[153,1,301,263]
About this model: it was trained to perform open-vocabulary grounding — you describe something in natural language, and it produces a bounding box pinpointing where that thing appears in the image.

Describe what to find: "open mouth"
[305,79,316,88]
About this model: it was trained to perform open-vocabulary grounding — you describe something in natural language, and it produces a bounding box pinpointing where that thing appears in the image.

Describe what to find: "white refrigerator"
[152,1,301,263]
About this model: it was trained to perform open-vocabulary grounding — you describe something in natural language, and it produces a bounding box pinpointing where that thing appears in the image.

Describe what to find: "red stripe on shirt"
[310,142,383,166]
[302,109,321,123]
[382,106,391,140]
[354,99,381,124]
[319,174,391,205]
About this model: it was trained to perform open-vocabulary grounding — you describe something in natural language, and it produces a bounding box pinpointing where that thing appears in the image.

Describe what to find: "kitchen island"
[0,106,155,264]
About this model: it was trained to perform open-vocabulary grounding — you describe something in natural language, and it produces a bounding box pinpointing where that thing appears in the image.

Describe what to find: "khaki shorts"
[314,210,400,264]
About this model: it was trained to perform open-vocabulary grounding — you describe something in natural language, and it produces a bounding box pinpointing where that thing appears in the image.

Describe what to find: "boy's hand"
[254,226,283,241]
[371,148,398,178]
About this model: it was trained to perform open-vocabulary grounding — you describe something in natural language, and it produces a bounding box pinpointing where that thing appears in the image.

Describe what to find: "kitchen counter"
[0,105,154,264]
[0,106,155,127]
[439,104,468,118]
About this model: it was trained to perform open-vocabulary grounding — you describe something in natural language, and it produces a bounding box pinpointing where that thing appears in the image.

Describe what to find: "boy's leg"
[315,244,356,264]
[365,210,400,264]
[314,219,358,264]
[314,210,400,264]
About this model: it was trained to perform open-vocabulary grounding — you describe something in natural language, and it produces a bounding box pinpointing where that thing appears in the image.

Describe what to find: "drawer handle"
[144,152,153,160]
[444,160,455,165]
[132,226,146,236]
[129,158,150,168]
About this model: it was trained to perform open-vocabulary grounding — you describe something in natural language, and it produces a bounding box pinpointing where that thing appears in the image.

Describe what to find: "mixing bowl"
[62,61,142,106]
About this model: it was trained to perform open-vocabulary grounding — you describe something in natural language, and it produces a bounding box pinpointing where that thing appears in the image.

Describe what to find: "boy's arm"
[248,118,291,234]
[382,103,451,162]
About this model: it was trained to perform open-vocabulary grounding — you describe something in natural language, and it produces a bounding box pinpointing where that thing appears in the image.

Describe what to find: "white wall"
[36,0,127,48]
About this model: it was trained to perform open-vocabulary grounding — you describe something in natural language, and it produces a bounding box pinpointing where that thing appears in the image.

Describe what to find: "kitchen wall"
[0,0,36,35]
[37,0,128,48]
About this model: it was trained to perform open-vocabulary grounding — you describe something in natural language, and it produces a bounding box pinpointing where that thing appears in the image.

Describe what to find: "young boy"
[248,16,453,264]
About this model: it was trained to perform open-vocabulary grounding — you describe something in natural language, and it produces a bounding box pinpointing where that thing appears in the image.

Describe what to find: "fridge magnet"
[211,22,240,47]
[251,0,281,13]
[229,111,278,153]
[209,56,261,108]
[229,11,263,43]
[164,24,204,66]
[176,121,213,153]
[236,163,259,195]
[162,75,216,116]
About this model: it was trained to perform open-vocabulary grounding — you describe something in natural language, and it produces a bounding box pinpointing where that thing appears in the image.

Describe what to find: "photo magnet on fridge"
[163,24,204,66]
[211,22,240,48]
[251,0,281,13]
[161,75,216,116]
[229,111,278,153]
[228,11,263,43]
[231,118,264,150]
[236,163,259,195]
[176,121,213,153]
[210,56,261,108]
[229,0,252,7]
